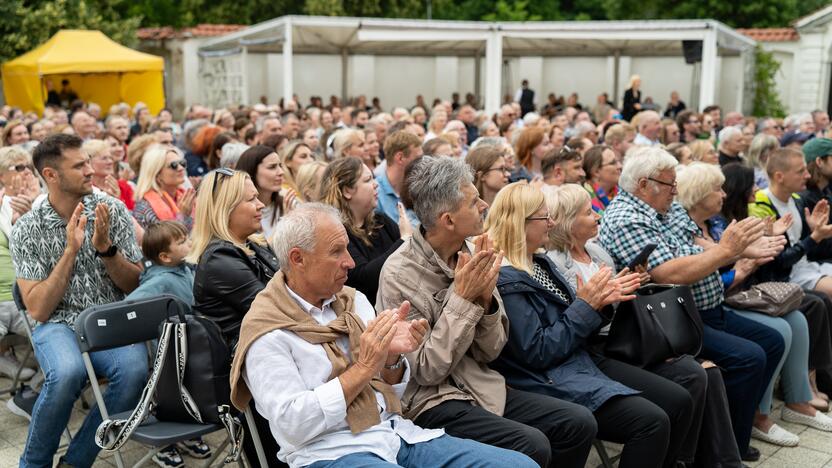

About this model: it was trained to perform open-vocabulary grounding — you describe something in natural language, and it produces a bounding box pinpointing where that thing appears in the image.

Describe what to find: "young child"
[126,221,210,466]
[126,221,194,307]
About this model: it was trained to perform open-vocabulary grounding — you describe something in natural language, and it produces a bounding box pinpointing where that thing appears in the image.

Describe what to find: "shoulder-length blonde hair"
[296,160,328,202]
[279,140,310,191]
[186,170,266,263]
[546,184,592,252]
[485,182,546,274]
[134,144,181,200]
[688,140,716,163]
[318,157,377,245]
[332,129,363,159]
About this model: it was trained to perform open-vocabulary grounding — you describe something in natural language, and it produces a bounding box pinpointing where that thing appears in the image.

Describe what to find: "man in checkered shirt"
[599,146,785,463]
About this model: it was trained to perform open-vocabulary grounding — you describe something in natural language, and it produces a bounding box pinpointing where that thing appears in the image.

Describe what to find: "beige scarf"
[230,271,402,433]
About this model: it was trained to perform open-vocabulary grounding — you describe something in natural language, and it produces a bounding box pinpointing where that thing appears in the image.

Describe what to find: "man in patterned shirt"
[12,134,147,467]
[599,147,785,463]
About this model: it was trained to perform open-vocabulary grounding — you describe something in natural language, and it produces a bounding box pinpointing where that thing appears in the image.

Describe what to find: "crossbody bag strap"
[174,322,203,423]
[94,322,175,451]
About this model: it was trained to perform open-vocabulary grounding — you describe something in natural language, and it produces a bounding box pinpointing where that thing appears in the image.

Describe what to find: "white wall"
[630,57,695,109]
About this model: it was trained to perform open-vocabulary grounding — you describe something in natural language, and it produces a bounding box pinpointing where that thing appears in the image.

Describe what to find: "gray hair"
[718,126,742,145]
[219,142,249,168]
[406,156,474,230]
[747,133,779,170]
[619,146,679,193]
[471,136,507,150]
[256,115,280,132]
[271,203,341,272]
[675,162,725,210]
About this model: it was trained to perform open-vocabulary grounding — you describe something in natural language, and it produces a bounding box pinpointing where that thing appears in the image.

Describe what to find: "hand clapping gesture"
[91,203,112,253]
[806,200,832,242]
[454,233,504,309]
[577,266,639,311]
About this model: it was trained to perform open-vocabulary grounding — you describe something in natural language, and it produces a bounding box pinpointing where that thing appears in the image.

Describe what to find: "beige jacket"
[376,228,509,419]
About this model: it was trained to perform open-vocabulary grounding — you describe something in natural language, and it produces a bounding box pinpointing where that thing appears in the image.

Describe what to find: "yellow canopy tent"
[2,29,165,116]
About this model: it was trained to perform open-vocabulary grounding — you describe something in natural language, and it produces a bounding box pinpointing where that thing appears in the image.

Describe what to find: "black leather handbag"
[605,284,704,367]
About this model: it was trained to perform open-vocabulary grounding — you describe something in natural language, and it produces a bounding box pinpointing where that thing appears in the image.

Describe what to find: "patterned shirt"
[11,192,143,327]
[532,262,572,304]
[599,190,723,311]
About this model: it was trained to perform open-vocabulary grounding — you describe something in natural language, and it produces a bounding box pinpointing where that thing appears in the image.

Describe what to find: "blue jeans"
[698,305,784,456]
[306,434,537,468]
[20,322,148,468]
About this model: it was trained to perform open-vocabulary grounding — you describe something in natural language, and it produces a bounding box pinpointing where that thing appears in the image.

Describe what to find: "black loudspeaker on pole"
[682,40,703,64]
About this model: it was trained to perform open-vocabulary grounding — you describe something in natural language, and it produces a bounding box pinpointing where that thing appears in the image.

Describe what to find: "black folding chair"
[74,294,229,467]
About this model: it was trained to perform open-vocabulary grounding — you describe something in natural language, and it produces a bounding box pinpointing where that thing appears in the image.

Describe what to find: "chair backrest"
[74,294,185,353]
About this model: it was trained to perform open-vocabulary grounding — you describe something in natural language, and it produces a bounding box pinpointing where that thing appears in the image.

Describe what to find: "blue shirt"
[375,170,420,227]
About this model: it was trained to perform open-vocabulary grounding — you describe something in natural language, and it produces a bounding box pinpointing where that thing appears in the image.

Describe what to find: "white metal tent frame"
[198,15,757,114]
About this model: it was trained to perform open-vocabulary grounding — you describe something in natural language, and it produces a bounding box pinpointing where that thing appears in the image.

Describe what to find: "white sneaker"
[751,423,799,446]
[782,406,832,431]
[0,352,34,381]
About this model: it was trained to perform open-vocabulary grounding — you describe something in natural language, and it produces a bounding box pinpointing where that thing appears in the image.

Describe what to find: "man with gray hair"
[229,203,537,468]
[633,110,661,146]
[718,126,747,166]
[377,156,597,468]
[599,146,786,463]
[257,115,283,143]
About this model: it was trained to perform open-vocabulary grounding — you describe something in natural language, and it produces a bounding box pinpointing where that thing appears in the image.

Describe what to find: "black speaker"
[682,40,702,64]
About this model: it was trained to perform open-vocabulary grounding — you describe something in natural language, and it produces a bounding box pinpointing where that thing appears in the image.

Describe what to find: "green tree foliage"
[0,0,140,63]
[752,46,786,118]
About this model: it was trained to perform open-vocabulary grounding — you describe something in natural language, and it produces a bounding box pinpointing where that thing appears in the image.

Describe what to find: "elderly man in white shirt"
[229,203,537,468]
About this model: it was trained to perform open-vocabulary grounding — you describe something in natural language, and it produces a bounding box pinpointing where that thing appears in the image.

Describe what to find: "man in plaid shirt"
[599,147,785,463]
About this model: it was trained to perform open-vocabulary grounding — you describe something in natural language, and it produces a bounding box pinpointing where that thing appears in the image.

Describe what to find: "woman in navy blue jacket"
[485,182,695,468]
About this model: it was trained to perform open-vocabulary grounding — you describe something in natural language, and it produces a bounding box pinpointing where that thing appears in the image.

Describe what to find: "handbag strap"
[96,321,244,462]
[95,322,175,451]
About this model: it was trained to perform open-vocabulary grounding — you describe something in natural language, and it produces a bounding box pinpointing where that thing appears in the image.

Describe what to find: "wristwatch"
[95,245,118,258]
[384,354,405,370]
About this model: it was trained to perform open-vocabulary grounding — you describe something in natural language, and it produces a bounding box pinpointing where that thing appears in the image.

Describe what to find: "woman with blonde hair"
[132,145,196,229]
[688,139,718,164]
[2,120,29,147]
[83,139,135,209]
[425,110,448,140]
[331,128,367,159]
[279,140,315,196]
[295,160,328,202]
[319,157,410,303]
[484,182,694,468]
[622,75,642,121]
[746,133,779,189]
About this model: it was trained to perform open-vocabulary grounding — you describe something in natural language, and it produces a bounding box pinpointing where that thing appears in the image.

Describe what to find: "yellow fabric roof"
[2,30,165,116]
[4,29,163,75]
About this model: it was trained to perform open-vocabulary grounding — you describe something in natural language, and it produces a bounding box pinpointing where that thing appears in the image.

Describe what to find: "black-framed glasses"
[211,167,235,197]
[648,177,677,189]
[167,160,187,170]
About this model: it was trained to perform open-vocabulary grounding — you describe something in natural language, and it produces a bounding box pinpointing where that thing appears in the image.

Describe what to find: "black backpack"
[95,299,243,461]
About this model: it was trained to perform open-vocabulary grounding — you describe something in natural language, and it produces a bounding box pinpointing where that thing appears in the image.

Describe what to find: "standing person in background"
[515,80,536,118]
[622,75,642,122]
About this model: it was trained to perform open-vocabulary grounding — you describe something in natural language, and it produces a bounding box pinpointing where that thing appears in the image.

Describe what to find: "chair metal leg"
[81,352,125,468]
[203,437,229,467]
[594,439,616,468]
[245,406,269,466]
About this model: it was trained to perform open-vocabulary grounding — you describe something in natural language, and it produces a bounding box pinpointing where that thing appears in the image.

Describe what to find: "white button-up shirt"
[243,287,444,467]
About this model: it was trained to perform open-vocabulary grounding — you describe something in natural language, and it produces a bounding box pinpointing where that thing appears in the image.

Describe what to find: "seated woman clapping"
[485,182,696,468]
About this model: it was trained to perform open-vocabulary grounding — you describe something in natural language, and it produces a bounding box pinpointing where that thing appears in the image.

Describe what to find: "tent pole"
[485,30,502,117]
[282,18,294,106]
[341,48,349,105]
[474,52,482,109]
[612,50,621,107]
[699,28,717,111]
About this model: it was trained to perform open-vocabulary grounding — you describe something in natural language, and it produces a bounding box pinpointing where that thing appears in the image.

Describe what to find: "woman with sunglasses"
[132,145,196,230]
[188,168,280,464]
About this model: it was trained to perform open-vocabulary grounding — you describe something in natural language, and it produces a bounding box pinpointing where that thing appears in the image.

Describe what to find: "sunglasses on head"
[167,160,187,170]
[211,167,235,197]
[9,164,33,172]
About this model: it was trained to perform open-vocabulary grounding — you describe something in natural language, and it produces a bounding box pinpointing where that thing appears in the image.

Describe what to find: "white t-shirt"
[574,258,601,284]
[765,188,802,244]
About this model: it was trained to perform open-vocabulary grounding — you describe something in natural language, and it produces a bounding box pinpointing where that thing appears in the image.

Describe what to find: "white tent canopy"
[199,15,756,114]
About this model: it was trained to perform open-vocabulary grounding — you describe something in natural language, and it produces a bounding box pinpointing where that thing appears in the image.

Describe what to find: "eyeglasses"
[484,166,510,174]
[211,167,235,197]
[687,120,700,125]
[647,177,677,189]
[167,160,187,170]
[526,212,552,222]
[9,164,33,172]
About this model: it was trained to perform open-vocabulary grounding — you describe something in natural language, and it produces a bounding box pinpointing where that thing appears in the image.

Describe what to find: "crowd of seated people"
[2,79,832,468]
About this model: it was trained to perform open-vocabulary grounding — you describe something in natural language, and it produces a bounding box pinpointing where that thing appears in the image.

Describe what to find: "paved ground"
[2,375,832,467]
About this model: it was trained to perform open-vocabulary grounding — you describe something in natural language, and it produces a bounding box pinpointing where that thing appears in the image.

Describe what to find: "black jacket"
[622,88,641,122]
[798,185,832,262]
[193,239,279,344]
[346,213,403,305]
